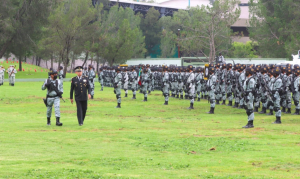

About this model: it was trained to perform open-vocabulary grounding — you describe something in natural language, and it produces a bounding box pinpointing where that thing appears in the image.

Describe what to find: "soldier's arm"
[59,80,63,93]
[86,77,92,95]
[70,78,75,99]
[42,79,48,90]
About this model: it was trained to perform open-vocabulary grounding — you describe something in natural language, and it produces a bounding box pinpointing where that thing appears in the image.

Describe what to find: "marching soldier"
[141,68,149,101]
[146,64,152,94]
[114,66,122,108]
[178,67,184,99]
[242,67,256,128]
[70,66,91,126]
[122,67,129,97]
[207,67,217,114]
[220,63,227,105]
[195,67,203,102]
[129,67,137,99]
[42,70,63,126]
[162,66,170,105]
[0,65,5,85]
[292,69,300,115]
[186,65,195,109]
[272,68,283,123]
[83,67,88,76]
[98,67,104,91]
[259,67,270,114]
[88,64,96,99]
[58,66,64,89]
[285,68,293,114]
[8,65,17,86]
[226,63,234,106]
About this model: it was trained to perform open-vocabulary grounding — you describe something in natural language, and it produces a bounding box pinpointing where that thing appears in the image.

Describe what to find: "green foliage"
[141,7,162,56]
[249,0,300,58]
[227,41,258,58]
[160,0,240,62]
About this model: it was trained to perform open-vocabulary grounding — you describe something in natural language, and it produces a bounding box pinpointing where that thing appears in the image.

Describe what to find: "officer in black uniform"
[70,66,92,126]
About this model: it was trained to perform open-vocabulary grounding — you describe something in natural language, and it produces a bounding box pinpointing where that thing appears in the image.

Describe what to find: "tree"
[48,0,98,76]
[249,0,300,58]
[141,7,162,56]
[0,0,55,58]
[227,41,258,58]
[160,0,240,62]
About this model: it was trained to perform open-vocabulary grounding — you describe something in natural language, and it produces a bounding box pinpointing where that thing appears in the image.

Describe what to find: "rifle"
[9,65,16,77]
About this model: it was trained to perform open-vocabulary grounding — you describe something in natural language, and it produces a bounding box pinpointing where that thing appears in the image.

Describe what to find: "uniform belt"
[47,95,58,98]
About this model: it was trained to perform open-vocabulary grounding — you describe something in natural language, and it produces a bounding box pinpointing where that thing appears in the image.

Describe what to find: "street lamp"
[178,29,180,58]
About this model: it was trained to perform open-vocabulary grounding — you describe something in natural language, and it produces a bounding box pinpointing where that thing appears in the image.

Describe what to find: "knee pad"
[295,101,299,106]
[189,96,193,99]
[132,89,134,92]
[210,100,214,104]
[116,94,120,99]
[222,92,226,96]
[227,93,232,97]
[261,98,266,103]
[246,109,253,116]
[164,93,169,97]
[273,107,280,112]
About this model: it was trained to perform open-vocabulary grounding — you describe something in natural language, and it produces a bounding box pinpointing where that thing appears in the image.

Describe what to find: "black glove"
[45,82,51,88]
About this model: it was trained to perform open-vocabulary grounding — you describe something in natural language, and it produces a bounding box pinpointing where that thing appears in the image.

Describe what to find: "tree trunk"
[19,56,22,72]
[51,54,53,69]
[0,36,15,58]
[82,51,89,67]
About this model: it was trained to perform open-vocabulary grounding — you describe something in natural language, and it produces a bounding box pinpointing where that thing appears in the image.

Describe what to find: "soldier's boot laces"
[47,117,51,126]
[293,109,300,115]
[266,109,273,115]
[273,117,281,124]
[243,120,254,128]
[259,107,266,114]
[207,107,214,114]
[56,117,63,126]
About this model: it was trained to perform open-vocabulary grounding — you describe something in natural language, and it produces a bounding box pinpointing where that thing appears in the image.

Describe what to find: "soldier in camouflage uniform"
[195,67,203,102]
[8,65,17,86]
[0,65,5,86]
[88,64,96,99]
[214,63,221,104]
[129,67,137,99]
[141,68,149,101]
[285,68,293,114]
[186,65,195,109]
[226,63,234,106]
[162,66,170,105]
[238,66,246,109]
[178,67,184,99]
[272,68,283,123]
[259,67,270,114]
[207,67,217,114]
[146,64,152,94]
[42,70,63,126]
[292,69,300,115]
[242,67,256,128]
[220,63,227,105]
[114,66,122,108]
[98,67,104,91]
[58,66,64,90]
[122,67,129,97]
[266,69,275,115]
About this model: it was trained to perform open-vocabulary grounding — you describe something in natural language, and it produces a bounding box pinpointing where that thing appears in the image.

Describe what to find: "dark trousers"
[75,100,87,124]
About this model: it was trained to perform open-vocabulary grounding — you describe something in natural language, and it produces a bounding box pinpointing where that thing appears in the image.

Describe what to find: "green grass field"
[0,61,74,79]
[0,82,300,178]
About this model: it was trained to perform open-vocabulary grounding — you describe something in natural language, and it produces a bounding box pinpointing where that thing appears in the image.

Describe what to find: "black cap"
[74,66,83,72]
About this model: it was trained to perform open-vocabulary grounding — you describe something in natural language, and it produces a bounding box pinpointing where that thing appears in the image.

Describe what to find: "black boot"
[227,101,232,106]
[273,116,281,124]
[238,105,243,109]
[243,120,254,128]
[221,100,226,105]
[124,94,128,97]
[91,95,94,99]
[281,107,286,113]
[143,97,147,102]
[180,95,183,99]
[232,102,238,108]
[56,117,63,126]
[164,101,168,105]
[187,103,194,109]
[266,109,273,115]
[259,107,266,114]
[47,117,51,126]
[116,103,121,108]
[12,84,14,86]
[207,107,214,114]
[197,98,200,102]
[139,90,142,93]
[176,95,179,98]
[293,109,300,115]
[185,95,188,99]
[216,100,220,105]
[132,95,136,99]
[285,108,291,114]
[253,107,259,112]
[148,91,151,94]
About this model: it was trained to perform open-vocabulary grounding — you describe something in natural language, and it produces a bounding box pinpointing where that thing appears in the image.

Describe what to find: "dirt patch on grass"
[26,130,57,132]
[61,110,76,113]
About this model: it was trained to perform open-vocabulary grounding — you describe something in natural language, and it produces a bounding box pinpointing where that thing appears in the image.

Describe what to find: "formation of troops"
[0,65,17,86]
[39,61,300,128]
[96,63,300,129]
